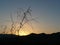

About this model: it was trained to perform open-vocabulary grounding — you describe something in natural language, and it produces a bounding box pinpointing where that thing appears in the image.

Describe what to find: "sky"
[0,0,60,35]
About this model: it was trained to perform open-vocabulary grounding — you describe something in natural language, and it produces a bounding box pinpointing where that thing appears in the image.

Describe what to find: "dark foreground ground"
[0,32,60,45]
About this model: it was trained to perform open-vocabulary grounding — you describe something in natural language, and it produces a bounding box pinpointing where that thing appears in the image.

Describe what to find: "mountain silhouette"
[0,32,60,45]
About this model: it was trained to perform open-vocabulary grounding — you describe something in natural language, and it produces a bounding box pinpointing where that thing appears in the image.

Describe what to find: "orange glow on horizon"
[15,23,33,36]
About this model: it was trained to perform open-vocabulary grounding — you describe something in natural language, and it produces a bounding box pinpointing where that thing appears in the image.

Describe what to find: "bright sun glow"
[16,23,33,36]
[19,30,29,36]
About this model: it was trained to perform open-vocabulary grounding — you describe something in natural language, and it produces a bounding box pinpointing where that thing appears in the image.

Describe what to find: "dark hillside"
[0,32,60,45]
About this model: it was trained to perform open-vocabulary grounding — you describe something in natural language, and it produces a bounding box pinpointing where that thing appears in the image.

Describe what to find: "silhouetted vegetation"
[0,32,60,45]
[0,7,38,35]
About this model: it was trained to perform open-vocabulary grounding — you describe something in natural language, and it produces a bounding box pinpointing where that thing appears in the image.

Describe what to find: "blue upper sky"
[0,0,60,34]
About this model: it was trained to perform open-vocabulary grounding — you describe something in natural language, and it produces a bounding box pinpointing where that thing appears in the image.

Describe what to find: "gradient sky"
[0,0,60,34]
